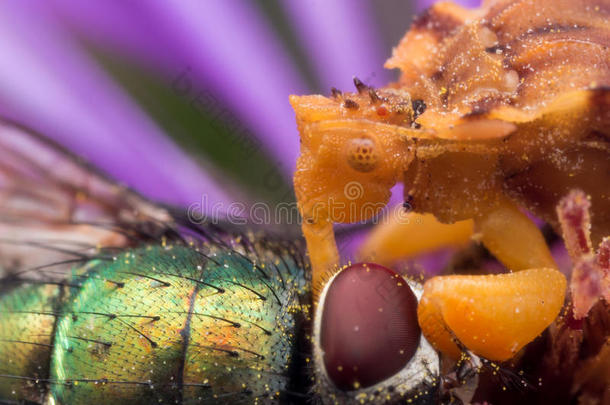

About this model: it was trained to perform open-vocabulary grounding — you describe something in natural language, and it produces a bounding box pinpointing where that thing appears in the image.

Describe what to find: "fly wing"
[0,118,175,277]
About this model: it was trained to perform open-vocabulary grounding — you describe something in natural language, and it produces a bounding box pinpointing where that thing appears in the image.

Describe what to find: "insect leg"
[418,200,566,360]
[358,206,474,266]
[301,219,340,293]
[476,200,557,271]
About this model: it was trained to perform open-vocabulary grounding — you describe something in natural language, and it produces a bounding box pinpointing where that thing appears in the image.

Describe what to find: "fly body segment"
[0,244,310,404]
[0,119,448,404]
[0,119,310,404]
[291,0,610,364]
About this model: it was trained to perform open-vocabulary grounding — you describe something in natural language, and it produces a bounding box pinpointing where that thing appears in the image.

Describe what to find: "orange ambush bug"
[290,0,610,363]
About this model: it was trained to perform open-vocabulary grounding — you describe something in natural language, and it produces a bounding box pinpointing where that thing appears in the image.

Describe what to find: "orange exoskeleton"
[290,0,610,361]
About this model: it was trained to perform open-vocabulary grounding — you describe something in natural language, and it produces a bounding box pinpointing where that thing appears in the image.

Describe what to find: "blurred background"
[0,0,475,250]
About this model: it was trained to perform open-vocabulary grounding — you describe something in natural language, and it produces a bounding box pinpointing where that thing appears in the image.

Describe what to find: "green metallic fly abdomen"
[0,118,444,404]
[0,243,310,405]
[0,283,60,401]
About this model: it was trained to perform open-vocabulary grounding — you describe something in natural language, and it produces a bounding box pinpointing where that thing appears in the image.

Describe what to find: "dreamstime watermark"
[344,181,364,200]
[187,181,419,227]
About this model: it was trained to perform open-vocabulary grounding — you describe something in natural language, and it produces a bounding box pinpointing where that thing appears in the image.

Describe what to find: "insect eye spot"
[347,138,378,172]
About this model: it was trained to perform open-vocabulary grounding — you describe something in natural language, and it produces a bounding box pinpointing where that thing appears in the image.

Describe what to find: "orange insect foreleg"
[418,201,567,361]
[418,268,567,360]
[358,207,474,267]
[301,219,340,290]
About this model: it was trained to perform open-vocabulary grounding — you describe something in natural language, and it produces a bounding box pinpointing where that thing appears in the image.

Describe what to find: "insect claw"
[353,76,368,94]
[330,87,342,98]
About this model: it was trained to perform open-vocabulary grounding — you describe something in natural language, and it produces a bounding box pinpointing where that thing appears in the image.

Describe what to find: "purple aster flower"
[1,3,606,405]
[0,0,479,243]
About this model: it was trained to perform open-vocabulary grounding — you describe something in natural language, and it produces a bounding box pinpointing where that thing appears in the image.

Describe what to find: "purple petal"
[416,0,480,12]
[283,0,393,91]
[49,1,172,67]
[0,2,231,207]
[338,183,405,260]
[50,0,309,175]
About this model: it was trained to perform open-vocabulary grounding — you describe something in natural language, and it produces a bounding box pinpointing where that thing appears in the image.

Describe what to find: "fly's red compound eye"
[319,263,420,390]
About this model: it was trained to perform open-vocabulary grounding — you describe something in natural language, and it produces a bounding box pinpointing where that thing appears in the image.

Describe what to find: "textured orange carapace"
[291,0,610,361]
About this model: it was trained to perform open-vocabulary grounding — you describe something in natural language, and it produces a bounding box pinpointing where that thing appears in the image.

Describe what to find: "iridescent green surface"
[0,242,310,404]
[0,283,61,402]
